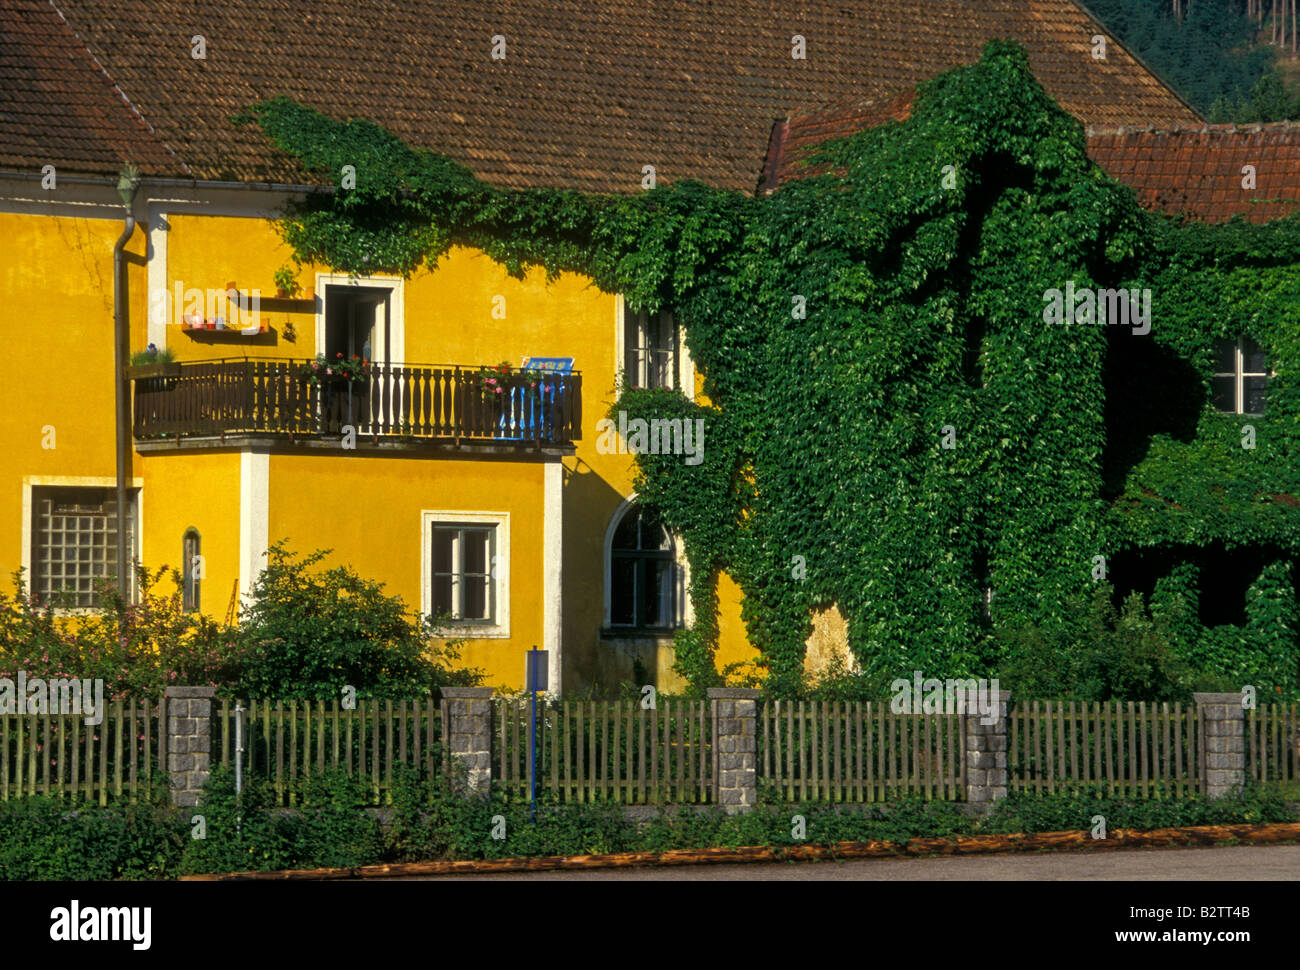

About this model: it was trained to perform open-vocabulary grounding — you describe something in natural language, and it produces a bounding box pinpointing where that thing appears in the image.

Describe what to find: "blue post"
[525,645,548,825]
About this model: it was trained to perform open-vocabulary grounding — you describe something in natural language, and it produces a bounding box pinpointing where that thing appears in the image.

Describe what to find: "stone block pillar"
[165,686,216,808]
[964,688,1010,803]
[441,687,495,796]
[708,688,760,813]
[1195,692,1246,798]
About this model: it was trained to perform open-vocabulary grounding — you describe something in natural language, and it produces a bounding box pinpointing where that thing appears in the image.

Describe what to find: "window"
[182,528,201,612]
[624,307,678,390]
[31,487,137,608]
[609,503,678,630]
[421,512,509,635]
[1212,337,1272,415]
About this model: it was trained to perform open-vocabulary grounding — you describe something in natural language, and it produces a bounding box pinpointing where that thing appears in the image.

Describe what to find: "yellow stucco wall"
[138,451,242,617]
[162,214,304,362]
[4,204,760,693]
[267,452,547,687]
[715,570,759,674]
[1,211,144,583]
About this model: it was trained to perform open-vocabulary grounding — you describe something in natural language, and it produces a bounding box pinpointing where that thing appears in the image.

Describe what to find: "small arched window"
[182,528,201,612]
[609,503,677,629]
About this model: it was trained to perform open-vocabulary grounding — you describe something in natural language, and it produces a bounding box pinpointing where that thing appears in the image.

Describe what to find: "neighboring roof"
[0,0,184,177]
[1086,123,1300,223]
[767,90,1300,224]
[1,0,1199,193]
[759,90,918,191]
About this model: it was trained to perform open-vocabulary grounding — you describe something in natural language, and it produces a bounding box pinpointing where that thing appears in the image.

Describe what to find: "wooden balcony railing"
[131,358,582,446]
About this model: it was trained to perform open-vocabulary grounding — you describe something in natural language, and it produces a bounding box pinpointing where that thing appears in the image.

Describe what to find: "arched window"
[608,502,678,629]
[182,528,201,612]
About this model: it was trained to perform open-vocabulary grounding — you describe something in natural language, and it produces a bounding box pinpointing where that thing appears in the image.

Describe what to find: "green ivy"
[246,41,1300,697]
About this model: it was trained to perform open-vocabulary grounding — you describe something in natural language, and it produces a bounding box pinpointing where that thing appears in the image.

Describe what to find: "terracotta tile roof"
[1,0,1198,192]
[768,88,1300,224]
[1086,123,1300,223]
[0,0,185,177]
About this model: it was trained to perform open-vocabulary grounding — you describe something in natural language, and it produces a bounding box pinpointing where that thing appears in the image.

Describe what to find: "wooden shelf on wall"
[180,322,276,344]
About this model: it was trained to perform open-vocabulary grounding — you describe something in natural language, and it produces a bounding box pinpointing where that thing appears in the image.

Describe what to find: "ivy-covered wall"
[247,41,1300,699]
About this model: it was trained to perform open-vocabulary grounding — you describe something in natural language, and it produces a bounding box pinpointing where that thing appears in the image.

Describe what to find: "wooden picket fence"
[1008,700,1200,797]
[760,701,967,801]
[0,699,162,804]
[1247,703,1300,790]
[495,698,713,803]
[212,698,444,806]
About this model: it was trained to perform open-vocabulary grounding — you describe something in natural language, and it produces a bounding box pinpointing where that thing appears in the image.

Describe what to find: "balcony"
[130,358,582,451]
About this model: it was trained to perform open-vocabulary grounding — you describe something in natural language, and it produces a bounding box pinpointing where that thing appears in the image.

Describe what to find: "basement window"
[31,487,138,609]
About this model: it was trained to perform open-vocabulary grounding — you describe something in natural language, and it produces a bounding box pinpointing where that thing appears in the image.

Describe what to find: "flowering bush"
[0,565,241,699]
[300,353,370,385]
[0,547,482,700]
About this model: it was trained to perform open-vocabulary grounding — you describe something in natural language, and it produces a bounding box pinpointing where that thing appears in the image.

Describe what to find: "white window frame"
[315,273,405,364]
[614,295,695,399]
[21,476,143,614]
[1212,336,1272,416]
[602,494,691,632]
[421,510,509,638]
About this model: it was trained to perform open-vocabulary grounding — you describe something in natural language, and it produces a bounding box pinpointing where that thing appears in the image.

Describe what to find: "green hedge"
[3,766,1291,879]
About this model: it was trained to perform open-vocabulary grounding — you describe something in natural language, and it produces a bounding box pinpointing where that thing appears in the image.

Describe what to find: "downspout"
[114,166,141,601]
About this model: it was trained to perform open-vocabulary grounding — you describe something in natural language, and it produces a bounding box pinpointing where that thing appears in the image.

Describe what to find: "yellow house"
[0,0,1196,690]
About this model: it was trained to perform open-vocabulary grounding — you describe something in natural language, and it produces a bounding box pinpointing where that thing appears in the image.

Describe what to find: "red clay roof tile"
[0,0,185,176]
[2,0,1199,192]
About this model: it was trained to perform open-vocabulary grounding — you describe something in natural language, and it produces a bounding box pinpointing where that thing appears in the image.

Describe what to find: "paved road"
[376,844,1300,880]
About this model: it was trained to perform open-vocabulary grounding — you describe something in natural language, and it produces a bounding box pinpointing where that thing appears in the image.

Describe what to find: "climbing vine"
[246,41,1300,698]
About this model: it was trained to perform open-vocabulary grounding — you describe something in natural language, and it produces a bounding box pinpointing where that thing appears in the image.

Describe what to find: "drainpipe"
[114,166,140,601]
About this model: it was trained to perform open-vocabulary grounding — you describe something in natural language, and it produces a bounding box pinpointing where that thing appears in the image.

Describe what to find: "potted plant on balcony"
[474,361,540,398]
[299,352,370,386]
[125,344,181,380]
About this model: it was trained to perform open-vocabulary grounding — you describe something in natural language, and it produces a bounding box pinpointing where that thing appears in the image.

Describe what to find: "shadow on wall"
[560,457,647,691]
[1101,327,1204,498]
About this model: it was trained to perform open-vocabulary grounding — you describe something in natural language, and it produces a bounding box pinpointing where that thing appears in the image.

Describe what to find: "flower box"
[125,362,181,379]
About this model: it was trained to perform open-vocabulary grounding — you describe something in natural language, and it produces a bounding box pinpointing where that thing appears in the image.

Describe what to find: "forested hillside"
[1085,0,1300,120]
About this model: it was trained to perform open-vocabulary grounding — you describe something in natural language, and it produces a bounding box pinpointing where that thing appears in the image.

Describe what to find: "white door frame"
[315,274,405,364]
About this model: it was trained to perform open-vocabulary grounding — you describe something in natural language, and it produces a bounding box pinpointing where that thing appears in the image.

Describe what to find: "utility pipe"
[113,167,140,601]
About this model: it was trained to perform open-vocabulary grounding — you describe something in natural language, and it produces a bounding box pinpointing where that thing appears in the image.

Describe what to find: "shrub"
[235,543,483,700]
[178,765,291,875]
[0,796,187,880]
[996,586,1193,702]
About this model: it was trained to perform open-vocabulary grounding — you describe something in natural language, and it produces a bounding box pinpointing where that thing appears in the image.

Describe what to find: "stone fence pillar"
[1195,692,1246,798]
[165,686,216,808]
[708,688,761,813]
[441,687,495,796]
[965,688,1010,804]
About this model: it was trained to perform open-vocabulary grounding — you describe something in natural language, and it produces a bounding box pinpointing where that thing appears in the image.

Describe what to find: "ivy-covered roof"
[3,0,1199,188]
[770,92,1300,224]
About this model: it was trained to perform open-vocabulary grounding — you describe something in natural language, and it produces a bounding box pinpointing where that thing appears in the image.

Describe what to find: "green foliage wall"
[247,41,1300,698]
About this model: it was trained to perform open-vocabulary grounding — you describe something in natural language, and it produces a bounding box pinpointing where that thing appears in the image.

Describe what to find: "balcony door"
[325,286,391,366]
[322,286,390,431]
